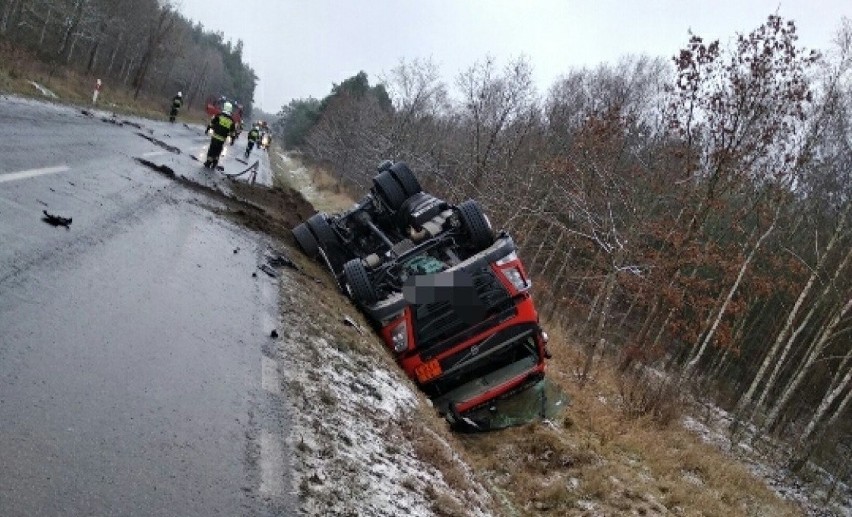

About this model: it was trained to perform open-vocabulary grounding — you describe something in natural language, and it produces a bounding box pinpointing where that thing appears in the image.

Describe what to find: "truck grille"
[413,266,513,359]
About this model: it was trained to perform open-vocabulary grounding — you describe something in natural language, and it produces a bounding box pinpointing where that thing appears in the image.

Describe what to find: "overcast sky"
[174,0,850,113]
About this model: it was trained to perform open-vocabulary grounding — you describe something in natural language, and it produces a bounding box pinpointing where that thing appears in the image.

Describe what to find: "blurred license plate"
[415,360,442,383]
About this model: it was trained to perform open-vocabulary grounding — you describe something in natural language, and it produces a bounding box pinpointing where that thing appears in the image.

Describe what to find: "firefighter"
[204,101,236,169]
[245,124,260,158]
[169,92,182,122]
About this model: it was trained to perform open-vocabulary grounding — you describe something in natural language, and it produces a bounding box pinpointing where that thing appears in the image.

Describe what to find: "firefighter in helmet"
[204,102,236,169]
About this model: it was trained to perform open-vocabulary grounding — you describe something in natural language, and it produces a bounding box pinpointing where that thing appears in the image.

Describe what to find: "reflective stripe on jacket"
[209,113,235,141]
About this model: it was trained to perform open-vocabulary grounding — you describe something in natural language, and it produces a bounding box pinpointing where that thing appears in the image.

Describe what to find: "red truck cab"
[374,235,549,429]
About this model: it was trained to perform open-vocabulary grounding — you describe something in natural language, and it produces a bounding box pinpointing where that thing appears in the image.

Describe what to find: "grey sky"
[174,0,850,113]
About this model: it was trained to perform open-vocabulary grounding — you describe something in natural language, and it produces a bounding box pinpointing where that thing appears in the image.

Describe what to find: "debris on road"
[42,210,72,228]
[342,315,364,335]
[270,329,279,339]
[135,132,180,154]
[233,247,240,254]
[134,158,175,178]
[266,251,297,270]
[258,264,278,278]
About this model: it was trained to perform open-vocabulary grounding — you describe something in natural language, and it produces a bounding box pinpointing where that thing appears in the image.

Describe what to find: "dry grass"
[0,42,208,123]
[274,157,806,516]
[445,320,804,516]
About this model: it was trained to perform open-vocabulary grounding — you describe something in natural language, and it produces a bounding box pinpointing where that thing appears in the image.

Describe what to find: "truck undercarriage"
[291,161,551,429]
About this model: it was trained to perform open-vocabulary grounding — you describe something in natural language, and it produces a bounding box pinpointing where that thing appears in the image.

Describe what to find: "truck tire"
[343,259,378,304]
[307,213,346,273]
[390,162,422,197]
[457,199,495,250]
[292,222,319,258]
[373,171,407,211]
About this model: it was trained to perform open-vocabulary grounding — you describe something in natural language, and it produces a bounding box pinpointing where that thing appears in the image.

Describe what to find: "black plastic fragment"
[42,210,72,228]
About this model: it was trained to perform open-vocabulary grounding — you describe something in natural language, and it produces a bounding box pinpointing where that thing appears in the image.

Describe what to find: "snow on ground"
[28,81,57,98]
[274,274,495,517]
[683,404,851,517]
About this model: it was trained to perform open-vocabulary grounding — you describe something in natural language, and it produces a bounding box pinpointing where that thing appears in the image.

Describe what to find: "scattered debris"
[29,81,57,98]
[42,210,72,228]
[270,329,279,339]
[135,132,181,154]
[251,272,258,278]
[134,158,175,178]
[258,264,278,278]
[266,251,297,270]
[342,315,364,335]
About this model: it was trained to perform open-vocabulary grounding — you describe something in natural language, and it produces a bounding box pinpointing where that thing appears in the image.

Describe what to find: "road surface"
[0,96,295,516]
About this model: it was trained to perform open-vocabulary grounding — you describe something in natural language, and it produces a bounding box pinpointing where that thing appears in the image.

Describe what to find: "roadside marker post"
[92,79,102,105]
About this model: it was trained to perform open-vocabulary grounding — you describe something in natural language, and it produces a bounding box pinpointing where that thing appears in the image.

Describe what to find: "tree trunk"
[57,0,87,63]
[799,358,851,444]
[0,0,21,35]
[760,298,852,434]
[685,211,778,377]
[38,7,51,46]
[753,246,852,413]
[736,203,849,415]
[581,268,617,386]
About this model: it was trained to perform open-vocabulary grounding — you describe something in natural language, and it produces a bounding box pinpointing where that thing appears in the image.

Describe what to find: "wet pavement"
[0,97,294,515]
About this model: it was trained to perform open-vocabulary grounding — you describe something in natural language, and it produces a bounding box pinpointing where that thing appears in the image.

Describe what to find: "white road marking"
[261,356,281,395]
[0,165,70,184]
[259,430,286,497]
[141,151,167,158]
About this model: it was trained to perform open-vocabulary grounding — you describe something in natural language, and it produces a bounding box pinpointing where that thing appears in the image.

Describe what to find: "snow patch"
[682,404,851,517]
[28,81,57,98]
[276,276,494,516]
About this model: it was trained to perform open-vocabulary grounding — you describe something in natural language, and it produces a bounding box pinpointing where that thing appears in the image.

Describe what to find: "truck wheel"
[292,222,319,258]
[306,213,338,247]
[457,199,495,250]
[343,259,378,304]
[307,213,346,273]
[390,162,422,197]
[373,171,407,211]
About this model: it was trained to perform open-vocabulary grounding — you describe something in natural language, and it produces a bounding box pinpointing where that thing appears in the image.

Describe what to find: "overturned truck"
[291,161,551,430]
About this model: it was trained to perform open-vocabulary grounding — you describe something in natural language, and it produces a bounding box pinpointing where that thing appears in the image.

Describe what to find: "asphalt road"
[0,96,294,516]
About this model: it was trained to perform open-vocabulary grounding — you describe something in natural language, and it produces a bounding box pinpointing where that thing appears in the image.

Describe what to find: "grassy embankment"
[268,153,804,516]
[0,41,208,123]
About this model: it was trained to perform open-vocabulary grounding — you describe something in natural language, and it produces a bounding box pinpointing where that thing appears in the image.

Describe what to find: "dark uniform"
[205,111,235,168]
[245,126,260,157]
[169,94,182,122]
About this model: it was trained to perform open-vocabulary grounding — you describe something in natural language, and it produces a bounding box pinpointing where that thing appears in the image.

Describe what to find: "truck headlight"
[495,251,518,266]
[495,251,530,291]
[391,321,408,352]
[503,267,529,291]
